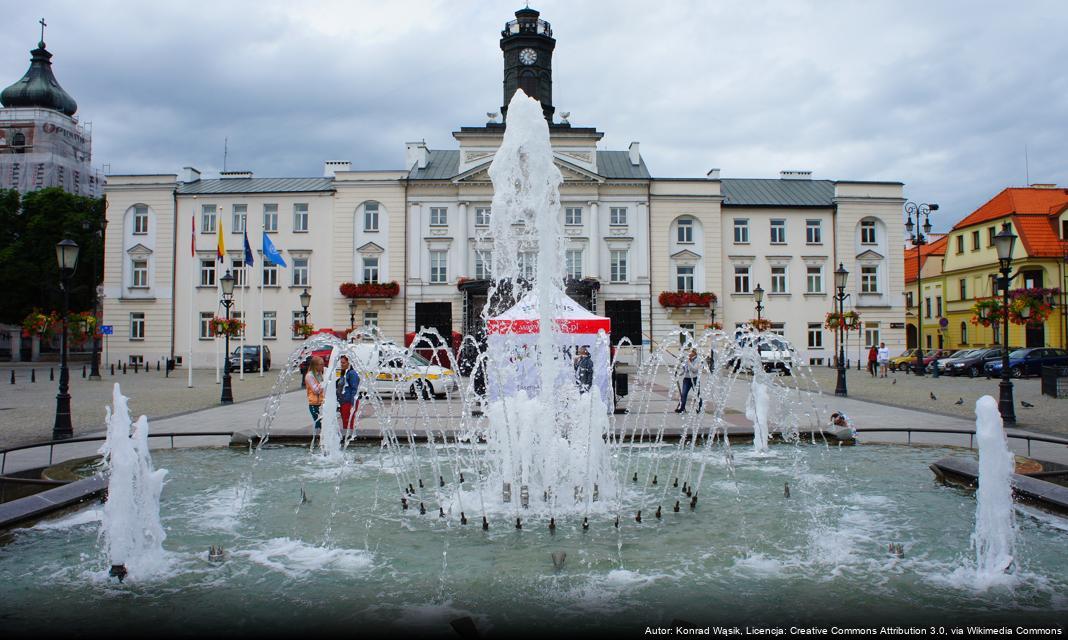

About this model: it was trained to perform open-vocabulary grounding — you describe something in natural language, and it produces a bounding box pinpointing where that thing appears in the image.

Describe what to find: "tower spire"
[39,18,46,47]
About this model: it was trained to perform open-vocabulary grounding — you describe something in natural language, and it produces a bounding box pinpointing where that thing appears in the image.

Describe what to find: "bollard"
[110,363,115,375]
[30,369,35,383]
[123,363,127,374]
[82,365,86,378]
[157,361,160,371]
[50,368,55,381]
[9,370,13,384]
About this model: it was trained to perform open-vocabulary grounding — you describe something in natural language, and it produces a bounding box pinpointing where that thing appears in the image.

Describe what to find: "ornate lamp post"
[300,288,311,329]
[753,284,765,322]
[993,223,1017,424]
[349,298,358,332]
[904,201,939,375]
[82,219,106,380]
[834,263,850,397]
[219,271,235,405]
[53,239,80,440]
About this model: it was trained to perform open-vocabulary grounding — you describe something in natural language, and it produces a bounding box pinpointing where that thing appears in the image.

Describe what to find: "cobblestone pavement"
[798,364,1067,437]
[0,366,296,449]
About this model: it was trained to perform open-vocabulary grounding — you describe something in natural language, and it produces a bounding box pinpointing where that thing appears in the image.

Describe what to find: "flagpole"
[216,219,223,384]
[258,244,265,377]
[188,212,195,388]
[239,261,246,381]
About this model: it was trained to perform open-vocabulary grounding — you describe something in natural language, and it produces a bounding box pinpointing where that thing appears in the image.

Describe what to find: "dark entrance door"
[604,300,642,347]
[414,302,453,346]
[1026,323,1045,348]
[906,324,917,349]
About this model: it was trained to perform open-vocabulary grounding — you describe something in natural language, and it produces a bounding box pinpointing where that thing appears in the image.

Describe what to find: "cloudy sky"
[3,0,1066,231]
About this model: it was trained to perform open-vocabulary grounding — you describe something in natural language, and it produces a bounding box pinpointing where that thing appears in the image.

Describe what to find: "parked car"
[298,346,334,378]
[729,333,796,375]
[929,349,979,374]
[228,345,271,372]
[942,347,1009,377]
[349,342,459,398]
[985,348,1068,378]
[888,349,919,372]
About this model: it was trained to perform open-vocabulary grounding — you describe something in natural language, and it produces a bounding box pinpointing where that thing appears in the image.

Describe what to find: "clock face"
[519,48,537,65]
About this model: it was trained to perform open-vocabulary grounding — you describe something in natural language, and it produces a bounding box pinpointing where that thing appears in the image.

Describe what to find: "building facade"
[101,8,907,368]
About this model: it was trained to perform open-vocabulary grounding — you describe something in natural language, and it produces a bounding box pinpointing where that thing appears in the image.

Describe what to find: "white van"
[348,342,459,399]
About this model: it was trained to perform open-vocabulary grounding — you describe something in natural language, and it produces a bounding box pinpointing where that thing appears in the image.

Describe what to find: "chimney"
[323,161,351,177]
[628,141,641,166]
[1029,183,1056,189]
[220,170,253,179]
[706,168,720,180]
[780,170,812,180]
[181,166,201,183]
[405,141,429,170]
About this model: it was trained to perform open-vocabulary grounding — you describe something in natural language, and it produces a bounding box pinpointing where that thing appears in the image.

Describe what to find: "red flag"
[191,213,196,257]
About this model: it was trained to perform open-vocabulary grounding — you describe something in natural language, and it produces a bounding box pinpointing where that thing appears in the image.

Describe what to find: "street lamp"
[53,239,80,440]
[300,288,311,328]
[993,223,1017,424]
[904,201,939,376]
[349,298,358,331]
[82,218,105,380]
[834,263,849,397]
[753,284,765,322]
[220,270,235,405]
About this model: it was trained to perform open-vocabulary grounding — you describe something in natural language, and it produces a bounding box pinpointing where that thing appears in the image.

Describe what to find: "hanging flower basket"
[748,318,773,332]
[970,297,1003,327]
[21,309,57,338]
[1008,287,1059,326]
[68,311,98,346]
[824,310,862,331]
[704,322,723,331]
[339,281,399,299]
[658,291,716,308]
[210,317,245,338]
[291,321,315,338]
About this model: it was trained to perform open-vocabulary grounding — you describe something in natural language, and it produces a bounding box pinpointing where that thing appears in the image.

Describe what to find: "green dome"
[1,41,78,116]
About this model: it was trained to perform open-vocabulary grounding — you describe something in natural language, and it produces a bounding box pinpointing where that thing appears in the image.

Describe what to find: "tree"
[0,188,106,325]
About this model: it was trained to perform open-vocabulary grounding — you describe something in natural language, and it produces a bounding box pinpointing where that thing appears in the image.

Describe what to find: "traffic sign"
[100,325,113,335]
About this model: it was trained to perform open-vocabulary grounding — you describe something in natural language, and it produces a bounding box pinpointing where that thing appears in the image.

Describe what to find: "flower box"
[340,281,399,299]
[658,291,716,308]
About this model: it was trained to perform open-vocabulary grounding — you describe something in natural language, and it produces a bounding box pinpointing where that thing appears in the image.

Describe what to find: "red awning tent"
[485,292,612,408]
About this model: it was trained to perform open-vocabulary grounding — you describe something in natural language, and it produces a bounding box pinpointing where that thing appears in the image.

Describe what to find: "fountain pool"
[2,443,1066,634]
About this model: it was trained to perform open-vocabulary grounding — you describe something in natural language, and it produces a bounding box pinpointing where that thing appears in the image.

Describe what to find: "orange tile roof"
[904,234,948,283]
[1013,214,1067,259]
[953,187,1068,230]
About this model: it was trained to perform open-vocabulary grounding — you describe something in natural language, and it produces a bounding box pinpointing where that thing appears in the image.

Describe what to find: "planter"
[340,281,399,299]
[658,291,716,308]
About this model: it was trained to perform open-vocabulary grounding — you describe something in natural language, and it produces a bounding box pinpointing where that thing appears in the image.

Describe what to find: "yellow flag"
[216,219,225,262]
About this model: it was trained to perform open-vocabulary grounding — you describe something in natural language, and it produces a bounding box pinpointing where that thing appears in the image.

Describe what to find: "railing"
[854,427,1068,457]
[0,432,234,475]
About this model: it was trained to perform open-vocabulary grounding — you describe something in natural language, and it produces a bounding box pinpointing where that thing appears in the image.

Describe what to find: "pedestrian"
[675,348,702,413]
[867,344,878,377]
[877,341,890,378]
[574,345,594,393]
[304,356,326,432]
[335,355,360,435]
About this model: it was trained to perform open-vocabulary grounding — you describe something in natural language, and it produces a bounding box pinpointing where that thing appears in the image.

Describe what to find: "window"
[926,334,933,350]
[362,257,379,283]
[518,251,537,280]
[734,266,750,293]
[860,265,878,293]
[864,325,880,349]
[430,207,448,227]
[363,311,379,329]
[989,226,997,246]
[806,219,821,244]
[971,230,980,251]
[292,258,309,286]
[232,311,245,338]
[474,250,492,280]
[610,250,628,282]
[232,204,247,234]
[906,292,914,309]
[130,312,145,340]
[960,321,968,345]
[199,312,213,339]
[770,219,786,244]
[806,265,823,294]
[262,261,278,287]
[679,323,696,346]
[133,205,149,234]
[733,219,749,244]
[936,296,942,317]
[677,218,694,243]
[566,249,583,280]
[771,266,787,293]
[263,311,277,339]
[231,259,246,287]
[925,297,932,319]
[292,311,305,338]
[293,203,309,232]
[610,207,627,226]
[475,207,491,226]
[676,265,695,292]
[131,260,148,287]
[959,278,967,300]
[430,251,447,283]
[993,323,1001,344]
[565,207,582,226]
[200,259,216,287]
[956,235,964,254]
[201,205,217,233]
[263,204,278,232]
[807,323,823,349]
[860,220,876,244]
[364,202,379,232]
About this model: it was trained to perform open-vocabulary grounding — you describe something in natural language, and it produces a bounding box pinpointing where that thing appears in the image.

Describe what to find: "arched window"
[12,131,25,153]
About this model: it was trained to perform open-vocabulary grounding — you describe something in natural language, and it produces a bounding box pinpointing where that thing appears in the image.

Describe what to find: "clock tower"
[500,8,556,122]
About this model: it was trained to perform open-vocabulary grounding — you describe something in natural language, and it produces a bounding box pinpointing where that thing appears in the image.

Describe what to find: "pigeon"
[930,392,937,400]
[892,378,897,385]
[955,398,964,405]
[1021,400,1035,408]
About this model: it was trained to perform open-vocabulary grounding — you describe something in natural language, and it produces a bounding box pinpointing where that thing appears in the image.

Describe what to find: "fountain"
[973,395,1017,586]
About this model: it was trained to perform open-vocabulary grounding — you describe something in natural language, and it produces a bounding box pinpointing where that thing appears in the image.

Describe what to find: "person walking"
[675,348,703,413]
[336,355,360,435]
[304,356,326,432]
[877,341,890,378]
[573,345,594,393]
[867,344,878,377]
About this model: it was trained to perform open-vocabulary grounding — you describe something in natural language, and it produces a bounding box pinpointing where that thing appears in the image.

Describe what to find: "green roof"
[176,178,335,195]
[721,179,835,207]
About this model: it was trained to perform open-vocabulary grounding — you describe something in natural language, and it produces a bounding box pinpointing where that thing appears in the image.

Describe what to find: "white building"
[101,7,906,368]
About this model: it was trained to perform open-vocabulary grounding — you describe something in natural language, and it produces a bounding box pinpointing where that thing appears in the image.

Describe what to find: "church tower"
[500,8,556,122]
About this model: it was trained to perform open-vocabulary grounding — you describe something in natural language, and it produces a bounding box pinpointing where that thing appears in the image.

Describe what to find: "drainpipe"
[403,177,409,337]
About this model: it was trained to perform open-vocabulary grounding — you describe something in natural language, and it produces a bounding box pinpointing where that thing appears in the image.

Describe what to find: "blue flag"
[262,232,287,267]
[243,230,255,267]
